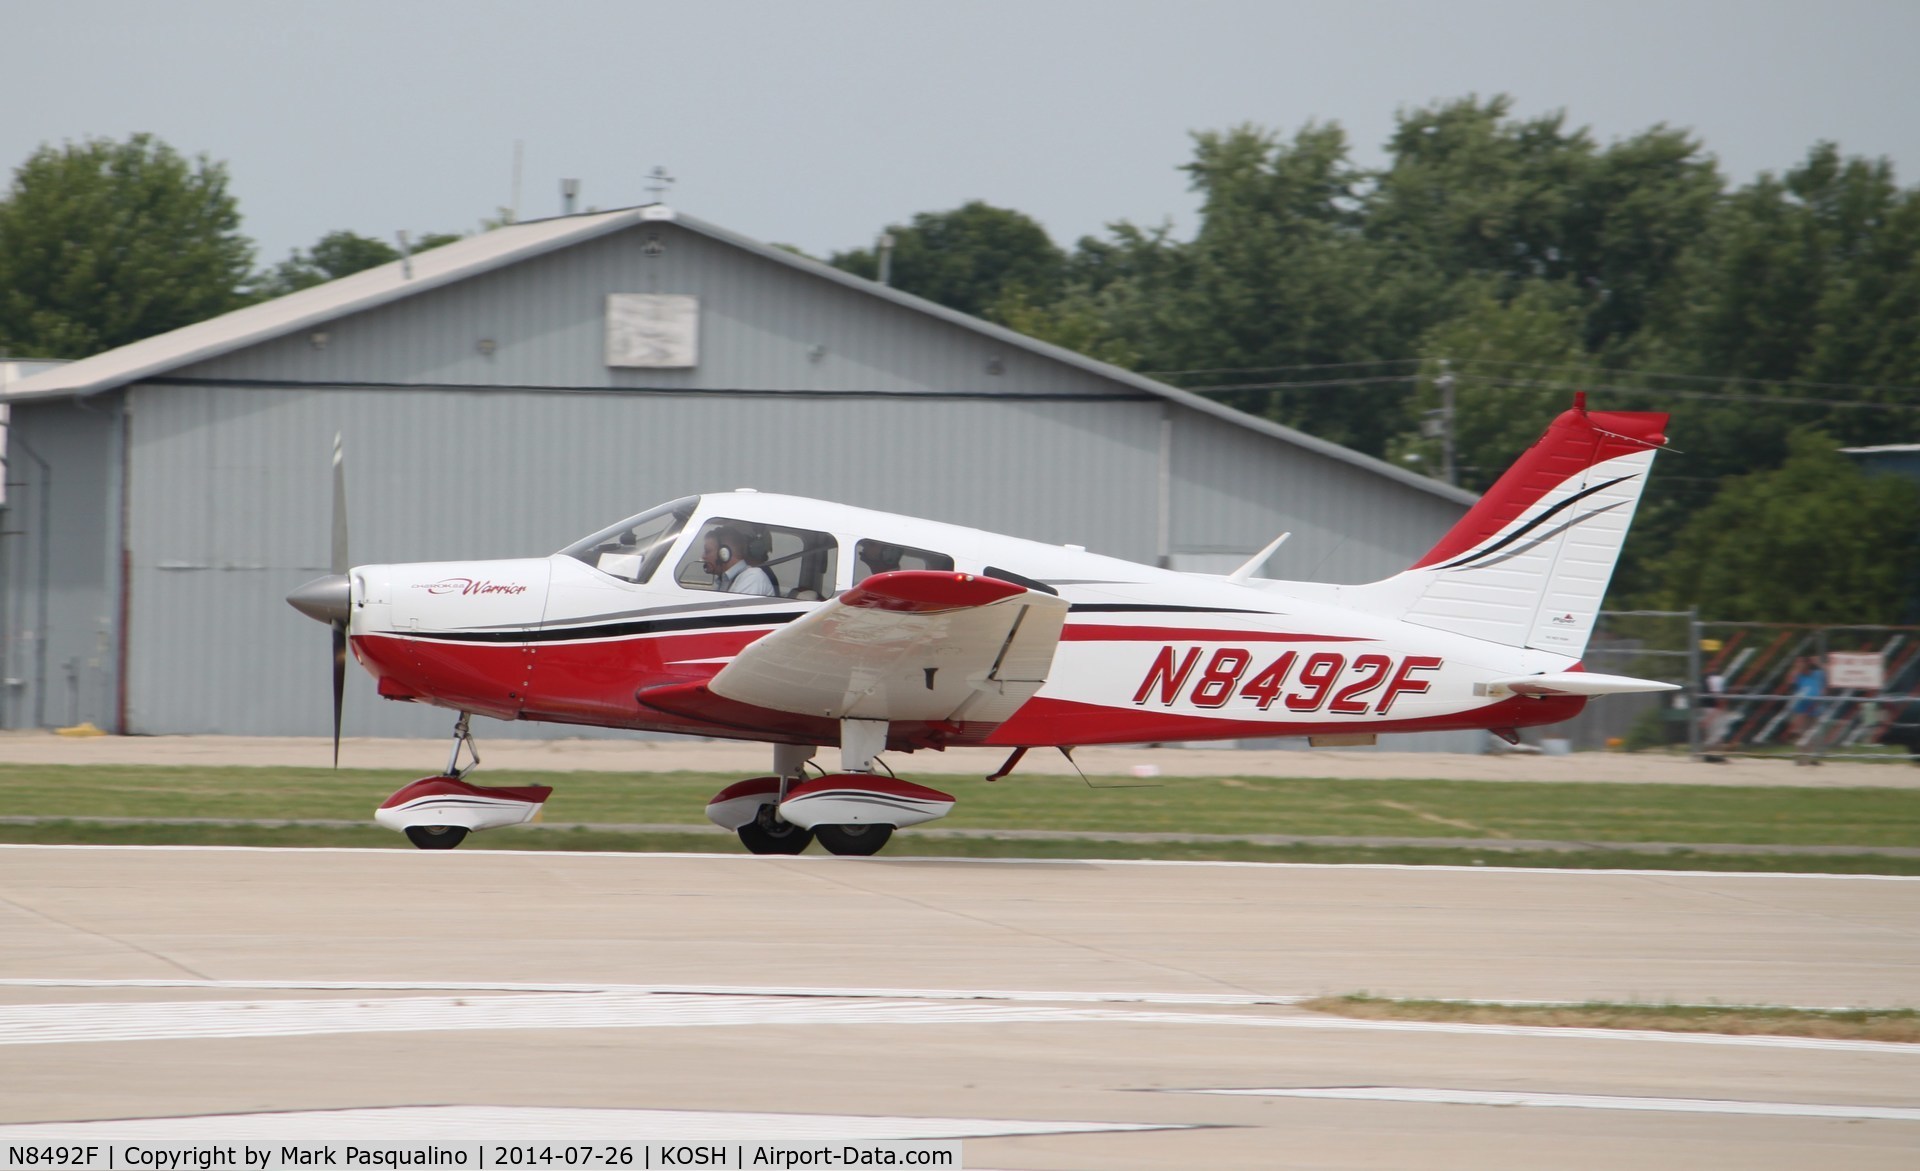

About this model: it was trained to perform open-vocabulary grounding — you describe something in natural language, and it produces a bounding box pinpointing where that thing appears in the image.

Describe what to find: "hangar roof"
[2,204,1473,505]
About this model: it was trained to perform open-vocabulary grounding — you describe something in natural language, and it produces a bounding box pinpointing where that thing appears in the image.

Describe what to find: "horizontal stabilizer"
[1476,671,1679,699]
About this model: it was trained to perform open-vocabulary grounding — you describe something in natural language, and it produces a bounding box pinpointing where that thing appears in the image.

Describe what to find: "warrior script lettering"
[1132,647,1443,714]
[413,578,529,597]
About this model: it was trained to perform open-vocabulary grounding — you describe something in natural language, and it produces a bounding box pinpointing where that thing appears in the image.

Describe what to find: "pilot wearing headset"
[701,526,777,596]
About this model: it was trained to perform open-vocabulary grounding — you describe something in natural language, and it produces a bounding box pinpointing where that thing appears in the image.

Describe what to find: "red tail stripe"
[1409,405,1668,571]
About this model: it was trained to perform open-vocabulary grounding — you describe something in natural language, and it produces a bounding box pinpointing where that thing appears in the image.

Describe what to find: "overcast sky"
[10,0,1920,267]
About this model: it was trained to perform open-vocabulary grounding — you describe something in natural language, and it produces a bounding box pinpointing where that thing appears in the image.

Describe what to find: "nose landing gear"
[374,713,552,849]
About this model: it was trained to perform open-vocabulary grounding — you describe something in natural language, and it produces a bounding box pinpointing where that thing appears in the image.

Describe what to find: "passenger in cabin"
[701,526,778,596]
[857,540,903,580]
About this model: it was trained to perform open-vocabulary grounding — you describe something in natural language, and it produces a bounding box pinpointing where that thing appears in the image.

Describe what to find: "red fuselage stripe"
[1059,626,1369,643]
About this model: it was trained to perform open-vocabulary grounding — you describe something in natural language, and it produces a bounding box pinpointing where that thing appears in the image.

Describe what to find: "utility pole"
[876,232,896,286]
[645,166,675,204]
[1421,358,1457,487]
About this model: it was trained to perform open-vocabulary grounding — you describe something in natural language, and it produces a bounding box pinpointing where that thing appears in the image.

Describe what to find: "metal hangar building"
[1,205,1472,738]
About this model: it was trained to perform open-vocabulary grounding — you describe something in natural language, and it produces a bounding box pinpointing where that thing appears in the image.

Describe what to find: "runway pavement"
[2,845,1917,1169]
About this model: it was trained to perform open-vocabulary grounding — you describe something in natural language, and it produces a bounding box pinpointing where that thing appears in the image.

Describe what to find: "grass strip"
[4,820,1918,874]
[1,764,1916,847]
[1301,993,1920,1043]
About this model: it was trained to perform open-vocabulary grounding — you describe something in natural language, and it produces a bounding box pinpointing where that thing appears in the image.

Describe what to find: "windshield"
[558,496,698,584]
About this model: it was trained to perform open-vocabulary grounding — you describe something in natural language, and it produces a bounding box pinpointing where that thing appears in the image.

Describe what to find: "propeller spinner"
[285,434,350,765]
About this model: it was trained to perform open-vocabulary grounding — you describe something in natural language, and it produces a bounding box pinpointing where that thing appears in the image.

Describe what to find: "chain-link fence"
[1695,621,1920,763]
[1559,610,1695,752]
[1556,613,1918,763]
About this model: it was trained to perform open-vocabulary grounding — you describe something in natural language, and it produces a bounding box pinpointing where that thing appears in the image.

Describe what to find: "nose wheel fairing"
[374,775,554,836]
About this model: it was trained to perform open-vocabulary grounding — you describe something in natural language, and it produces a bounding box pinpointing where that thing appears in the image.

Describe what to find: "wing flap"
[705,571,1069,724]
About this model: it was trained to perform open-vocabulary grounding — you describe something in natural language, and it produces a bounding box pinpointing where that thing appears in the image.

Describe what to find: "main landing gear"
[373,713,553,850]
[703,723,956,857]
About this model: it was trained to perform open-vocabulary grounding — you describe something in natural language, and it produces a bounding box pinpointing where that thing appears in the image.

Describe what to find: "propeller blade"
[332,620,347,768]
[331,433,349,577]
[330,434,349,767]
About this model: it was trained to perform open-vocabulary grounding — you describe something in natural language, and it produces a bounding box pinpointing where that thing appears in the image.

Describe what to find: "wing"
[639,571,1068,734]
[713,570,1068,723]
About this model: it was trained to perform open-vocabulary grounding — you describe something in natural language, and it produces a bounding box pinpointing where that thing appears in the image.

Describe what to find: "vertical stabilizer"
[1359,398,1668,656]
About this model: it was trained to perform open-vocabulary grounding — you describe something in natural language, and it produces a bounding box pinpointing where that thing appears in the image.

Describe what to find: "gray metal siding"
[0,398,122,731]
[17,214,1476,747]
[122,383,1164,736]
[180,224,1135,399]
[1170,408,1464,584]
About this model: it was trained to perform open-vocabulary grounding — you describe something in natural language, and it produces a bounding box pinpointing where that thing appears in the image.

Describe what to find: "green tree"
[0,134,254,357]
[990,286,1141,368]
[1393,283,1598,491]
[258,229,465,298]
[1802,182,1920,392]
[830,201,1065,319]
[259,230,400,296]
[1644,144,1902,388]
[1368,95,1719,355]
[1367,96,1594,291]
[1651,433,1920,623]
[1126,123,1434,454]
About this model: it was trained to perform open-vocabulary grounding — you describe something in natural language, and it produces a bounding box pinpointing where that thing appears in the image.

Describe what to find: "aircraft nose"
[287,574,351,624]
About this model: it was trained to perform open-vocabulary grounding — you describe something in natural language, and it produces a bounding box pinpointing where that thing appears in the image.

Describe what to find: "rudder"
[1370,396,1668,655]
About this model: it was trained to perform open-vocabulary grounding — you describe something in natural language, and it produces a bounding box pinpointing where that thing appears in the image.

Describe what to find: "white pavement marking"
[1185,1087,1920,1122]
[0,1105,1183,1140]
[2,990,1914,1054]
[0,977,1305,1006]
[6,842,1918,880]
[0,993,1138,1046]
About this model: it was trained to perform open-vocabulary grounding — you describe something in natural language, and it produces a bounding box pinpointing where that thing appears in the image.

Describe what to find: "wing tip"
[842,570,1027,613]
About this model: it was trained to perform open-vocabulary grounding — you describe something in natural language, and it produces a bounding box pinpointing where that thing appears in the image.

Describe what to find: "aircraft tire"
[737,810,813,855]
[404,824,469,850]
[814,823,893,856]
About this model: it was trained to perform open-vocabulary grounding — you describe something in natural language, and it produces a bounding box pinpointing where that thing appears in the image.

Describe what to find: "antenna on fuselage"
[1226,532,1291,583]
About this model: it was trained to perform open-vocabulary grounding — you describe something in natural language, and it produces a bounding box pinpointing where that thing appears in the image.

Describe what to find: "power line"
[1461,377,1920,413]
[1139,353,1920,404]
[1143,359,1421,378]
[1449,358,1920,398]
[1178,373,1920,412]
[1181,374,1420,392]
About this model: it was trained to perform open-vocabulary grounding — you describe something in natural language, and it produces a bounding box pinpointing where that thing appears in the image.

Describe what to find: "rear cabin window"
[675,519,838,599]
[854,539,955,584]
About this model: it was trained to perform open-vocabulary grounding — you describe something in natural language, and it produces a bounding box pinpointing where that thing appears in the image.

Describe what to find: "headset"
[710,527,772,568]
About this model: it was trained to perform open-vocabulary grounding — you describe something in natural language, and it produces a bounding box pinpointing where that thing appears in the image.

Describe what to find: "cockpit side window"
[559,496,697,584]
[674,518,839,599]
[853,539,954,584]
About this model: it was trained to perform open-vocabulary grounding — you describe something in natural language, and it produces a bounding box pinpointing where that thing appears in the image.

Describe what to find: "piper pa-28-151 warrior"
[287,395,1677,855]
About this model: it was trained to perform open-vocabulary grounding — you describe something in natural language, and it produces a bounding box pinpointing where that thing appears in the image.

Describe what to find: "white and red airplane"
[288,395,1676,855]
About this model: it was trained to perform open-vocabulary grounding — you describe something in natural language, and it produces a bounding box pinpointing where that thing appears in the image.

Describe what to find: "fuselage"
[345,491,1587,749]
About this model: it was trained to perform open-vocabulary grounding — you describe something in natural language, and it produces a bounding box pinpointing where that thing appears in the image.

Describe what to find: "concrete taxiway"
[2,845,1917,1169]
